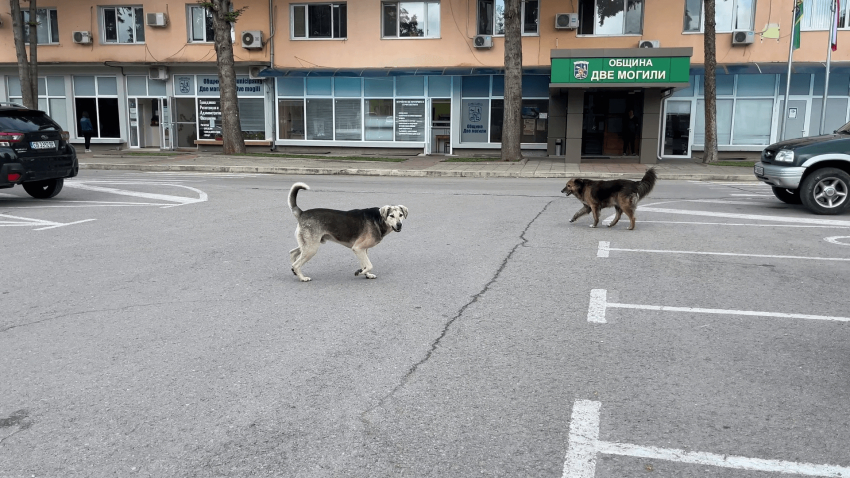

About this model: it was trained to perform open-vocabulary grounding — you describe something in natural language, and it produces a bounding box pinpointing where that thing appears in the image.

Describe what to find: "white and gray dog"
[288,182,408,282]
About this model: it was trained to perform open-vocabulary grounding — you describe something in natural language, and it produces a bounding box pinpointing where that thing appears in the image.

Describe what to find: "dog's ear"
[380,205,391,220]
[398,205,408,219]
[573,179,584,194]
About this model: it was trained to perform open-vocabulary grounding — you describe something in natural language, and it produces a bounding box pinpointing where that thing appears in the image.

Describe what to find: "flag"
[793,0,803,50]
[831,0,840,51]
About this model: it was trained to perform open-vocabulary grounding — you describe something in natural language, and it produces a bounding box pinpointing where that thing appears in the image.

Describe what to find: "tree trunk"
[702,0,718,163]
[28,0,39,104]
[501,0,523,161]
[9,0,36,109]
[207,0,246,155]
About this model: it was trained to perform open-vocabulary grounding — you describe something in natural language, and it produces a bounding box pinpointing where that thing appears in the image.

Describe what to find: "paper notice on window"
[523,119,535,135]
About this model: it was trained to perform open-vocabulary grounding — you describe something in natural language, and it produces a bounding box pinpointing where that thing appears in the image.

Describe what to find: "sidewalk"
[76,150,759,181]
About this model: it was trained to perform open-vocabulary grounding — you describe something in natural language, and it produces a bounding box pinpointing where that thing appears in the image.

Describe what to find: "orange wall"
[1,0,847,68]
[0,0,270,65]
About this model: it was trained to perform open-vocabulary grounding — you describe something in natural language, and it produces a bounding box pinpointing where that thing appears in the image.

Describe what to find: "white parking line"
[638,206,850,227]
[563,400,850,478]
[596,241,850,261]
[0,213,96,230]
[825,236,850,246]
[586,289,850,324]
[65,181,208,208]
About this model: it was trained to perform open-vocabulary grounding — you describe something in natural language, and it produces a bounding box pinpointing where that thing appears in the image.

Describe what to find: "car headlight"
[775,150,795,162]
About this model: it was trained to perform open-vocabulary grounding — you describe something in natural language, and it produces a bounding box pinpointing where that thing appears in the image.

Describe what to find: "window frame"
[683,0,756,33]
[187,5,215,43]
[800,0,850,31]
[476,0,539,37]
[100,6,146,44]
[577,0,644,36]
[22,7,60,45]
[291,3,348,40]
[381,1,441,39]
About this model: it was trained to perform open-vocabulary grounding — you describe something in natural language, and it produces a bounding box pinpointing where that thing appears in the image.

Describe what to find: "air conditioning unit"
[73,31,92,44]
[473,35,493,49]
[732,30,755,46]
[639,40,660,48]
[248,66,265,80]
[145,12,167,27]
[241,31,263,49]
[555,13,579,30]
[149,67,168,80]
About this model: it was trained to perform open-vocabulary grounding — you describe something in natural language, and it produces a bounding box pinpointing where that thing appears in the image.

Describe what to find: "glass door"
[128,98,139,147]
[662,100,693,158]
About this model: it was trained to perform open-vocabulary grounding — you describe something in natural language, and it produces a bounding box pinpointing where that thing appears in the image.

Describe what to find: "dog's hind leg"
[289,247,301,265]
[608,206,623,228]
[624,194,639,230]
[352,248,376,279]
[291,243,319,281]
[570,205,591,223]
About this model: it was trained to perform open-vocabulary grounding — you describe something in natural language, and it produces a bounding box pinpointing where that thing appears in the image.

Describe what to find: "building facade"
[1,0,849,163]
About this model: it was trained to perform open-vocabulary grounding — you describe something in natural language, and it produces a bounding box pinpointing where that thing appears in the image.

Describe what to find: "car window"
[0,112,60,132]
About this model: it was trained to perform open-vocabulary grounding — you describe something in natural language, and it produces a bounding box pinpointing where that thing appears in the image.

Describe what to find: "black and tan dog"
[561,168,657,230]
[288,182,408,282]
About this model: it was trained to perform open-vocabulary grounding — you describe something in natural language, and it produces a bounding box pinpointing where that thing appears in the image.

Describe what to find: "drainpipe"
[269,0,278,151]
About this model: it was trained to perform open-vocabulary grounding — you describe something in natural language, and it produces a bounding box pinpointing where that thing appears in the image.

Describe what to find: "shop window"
[101,6,145,43]
[278,100,305,140]
[476,0,539,35]
[7,76,67,131]
[365,99,394,141]
[306,99,333,140]
[489,99,548,144]
[292,3,347,39]
[335,99,362,140]
[732,99,773,145]
[683,0,755,33]
[395,99,426,141]
[578,0,643,35]
[73,76,120,138]
[695,98,733,145]
[239,98,266,140]
[22,8,59,44]
[188,5,215,42]
[382,2,441,38]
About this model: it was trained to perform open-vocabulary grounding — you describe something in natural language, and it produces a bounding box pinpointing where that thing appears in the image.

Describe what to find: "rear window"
[0,111,60,132]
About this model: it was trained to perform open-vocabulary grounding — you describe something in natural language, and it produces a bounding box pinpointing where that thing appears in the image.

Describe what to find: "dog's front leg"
[352,248,377,279]
[570,205,591,223]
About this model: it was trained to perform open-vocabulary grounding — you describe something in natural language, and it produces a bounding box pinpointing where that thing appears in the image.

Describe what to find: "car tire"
[771,187,802,204]
[22,178,64,199]
[799,168,850,215]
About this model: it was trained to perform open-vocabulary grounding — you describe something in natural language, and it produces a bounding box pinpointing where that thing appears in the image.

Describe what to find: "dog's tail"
[637,168,657,199]
[288,182,310,218]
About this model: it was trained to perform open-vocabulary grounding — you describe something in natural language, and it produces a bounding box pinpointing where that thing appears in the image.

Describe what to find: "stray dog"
[561,168,657,230]
[288,182,408,282]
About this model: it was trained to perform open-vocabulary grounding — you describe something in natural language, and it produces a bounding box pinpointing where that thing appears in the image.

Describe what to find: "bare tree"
[702,0,718,163]
[501,0,522,161]
[199,0,246,155]
[9,0,39,108]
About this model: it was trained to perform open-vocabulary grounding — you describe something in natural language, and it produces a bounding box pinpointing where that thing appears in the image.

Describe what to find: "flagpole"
[819,0,837,135]
[781,2,799,141]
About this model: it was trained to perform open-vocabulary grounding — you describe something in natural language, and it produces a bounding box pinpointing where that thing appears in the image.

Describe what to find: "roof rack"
[0,101,27,108]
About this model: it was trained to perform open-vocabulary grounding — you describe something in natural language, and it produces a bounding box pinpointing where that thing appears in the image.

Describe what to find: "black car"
[754,122,850,215]
[0,103,78,199]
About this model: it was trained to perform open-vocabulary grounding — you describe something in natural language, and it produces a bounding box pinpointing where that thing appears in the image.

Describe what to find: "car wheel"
[22,178,64,199]
[771,187,802,204]
[799,168,850,215]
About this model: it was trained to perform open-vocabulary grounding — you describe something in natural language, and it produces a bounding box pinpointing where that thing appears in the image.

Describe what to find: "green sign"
[551,57,690,84]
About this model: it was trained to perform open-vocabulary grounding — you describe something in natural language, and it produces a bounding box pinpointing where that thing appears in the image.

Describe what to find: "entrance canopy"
[550,48,693,89]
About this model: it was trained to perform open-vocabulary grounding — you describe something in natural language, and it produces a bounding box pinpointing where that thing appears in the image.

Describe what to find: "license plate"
[754,165,764,175]
[30,141,55,149]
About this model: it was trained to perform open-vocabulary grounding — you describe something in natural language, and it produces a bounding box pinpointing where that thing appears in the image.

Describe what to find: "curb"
[78,163,759,181]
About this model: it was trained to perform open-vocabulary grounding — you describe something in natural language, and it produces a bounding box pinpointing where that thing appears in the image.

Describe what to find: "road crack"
[360,199,557,422]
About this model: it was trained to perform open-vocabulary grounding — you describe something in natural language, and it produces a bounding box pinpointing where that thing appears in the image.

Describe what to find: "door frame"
[660,98,694,159]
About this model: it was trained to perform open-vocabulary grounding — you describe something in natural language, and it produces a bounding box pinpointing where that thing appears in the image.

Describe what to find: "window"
[73,76,121,139]
[22,8,59,44]
[292,3,347,39]
[683,0,755,33]
[102,6,145,43]
[578,0,643,35]
[802,0,850,30]
[7,76,68,131]
[382,2,440,38]
[477,0,539,35]
[188,5,215,42]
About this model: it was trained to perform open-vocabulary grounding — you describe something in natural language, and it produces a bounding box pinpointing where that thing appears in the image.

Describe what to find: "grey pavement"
[76,149,759,181]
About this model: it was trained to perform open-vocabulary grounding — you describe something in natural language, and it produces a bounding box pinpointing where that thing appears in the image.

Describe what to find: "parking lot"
[1,173,848,477]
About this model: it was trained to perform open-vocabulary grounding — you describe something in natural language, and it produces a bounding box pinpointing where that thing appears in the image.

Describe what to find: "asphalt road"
[1,171,849,477]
